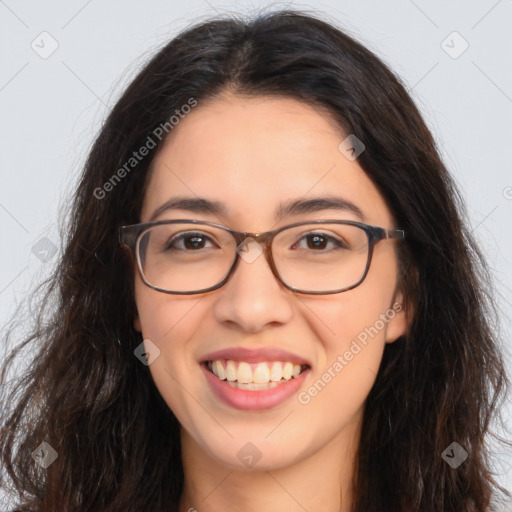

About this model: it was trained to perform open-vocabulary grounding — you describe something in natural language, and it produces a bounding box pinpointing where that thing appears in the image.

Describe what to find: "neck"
[178,410,362,512]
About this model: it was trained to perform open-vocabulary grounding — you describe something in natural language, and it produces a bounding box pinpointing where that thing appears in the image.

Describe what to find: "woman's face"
[133,94,407,471]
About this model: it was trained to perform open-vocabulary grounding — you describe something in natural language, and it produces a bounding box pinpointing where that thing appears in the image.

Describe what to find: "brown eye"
[290,232,346,251]
[306,234,328,250]
[165,232,216,251]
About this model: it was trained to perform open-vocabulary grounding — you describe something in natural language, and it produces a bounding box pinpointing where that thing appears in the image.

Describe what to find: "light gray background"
[1,0,511,509]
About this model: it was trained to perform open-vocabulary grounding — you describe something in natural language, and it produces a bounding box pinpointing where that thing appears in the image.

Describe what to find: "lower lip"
[201,363,310,410]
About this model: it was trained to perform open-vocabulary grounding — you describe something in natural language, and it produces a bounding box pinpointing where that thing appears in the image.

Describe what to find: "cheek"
[300,292,390,389]
[134,296,212,439]
[305,277,397,355]
[134,274,202,341]
[295,289,397,433]
[302,248,399,385]
[133,278,203,399]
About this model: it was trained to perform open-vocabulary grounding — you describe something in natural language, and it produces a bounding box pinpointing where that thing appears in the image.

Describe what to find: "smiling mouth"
[205,359,310,390]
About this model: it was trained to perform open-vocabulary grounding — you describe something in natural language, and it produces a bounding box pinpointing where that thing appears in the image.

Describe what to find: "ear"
[384,290,411,344]
[134,314,142,333]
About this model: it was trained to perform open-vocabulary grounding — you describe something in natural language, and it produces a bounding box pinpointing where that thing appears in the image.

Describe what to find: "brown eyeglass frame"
[119,219,405,295]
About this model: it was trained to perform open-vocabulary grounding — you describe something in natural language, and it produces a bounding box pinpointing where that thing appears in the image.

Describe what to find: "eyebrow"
[148,195,365,223]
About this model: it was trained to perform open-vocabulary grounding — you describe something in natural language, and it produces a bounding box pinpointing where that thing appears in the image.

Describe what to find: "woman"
[1,9,510,512]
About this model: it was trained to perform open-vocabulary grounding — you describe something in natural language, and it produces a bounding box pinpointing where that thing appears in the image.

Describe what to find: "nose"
[212,239,294,333]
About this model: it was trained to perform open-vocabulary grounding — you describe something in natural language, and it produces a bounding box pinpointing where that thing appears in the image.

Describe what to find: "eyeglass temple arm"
[119,226,137,248]
[385,229,405,239]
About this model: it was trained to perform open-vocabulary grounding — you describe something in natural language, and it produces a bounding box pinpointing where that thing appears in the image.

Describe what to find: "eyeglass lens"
[136,222,370,293]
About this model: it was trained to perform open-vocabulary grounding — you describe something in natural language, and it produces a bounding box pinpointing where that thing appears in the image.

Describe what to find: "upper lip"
[201,347,311,366]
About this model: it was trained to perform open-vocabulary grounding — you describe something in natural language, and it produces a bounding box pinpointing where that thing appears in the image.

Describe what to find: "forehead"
[141,94,393,228]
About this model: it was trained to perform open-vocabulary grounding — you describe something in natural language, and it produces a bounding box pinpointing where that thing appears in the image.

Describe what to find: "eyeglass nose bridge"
[226,229,286,289]
[232,229,275,245]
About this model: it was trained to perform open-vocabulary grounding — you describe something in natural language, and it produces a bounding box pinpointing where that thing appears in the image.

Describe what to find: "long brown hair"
[1,9,510,512]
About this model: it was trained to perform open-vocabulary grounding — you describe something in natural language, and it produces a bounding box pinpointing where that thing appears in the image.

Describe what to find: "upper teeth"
[209,360,304,384]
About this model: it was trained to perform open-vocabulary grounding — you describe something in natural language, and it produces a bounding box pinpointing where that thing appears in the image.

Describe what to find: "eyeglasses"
[119,219,405,295]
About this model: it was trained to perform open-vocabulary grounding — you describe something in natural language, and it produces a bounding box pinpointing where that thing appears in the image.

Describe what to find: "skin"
[133,93,409,512]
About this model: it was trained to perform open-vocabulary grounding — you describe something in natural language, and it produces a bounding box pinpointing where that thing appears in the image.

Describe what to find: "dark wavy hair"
[1,9,510,512]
